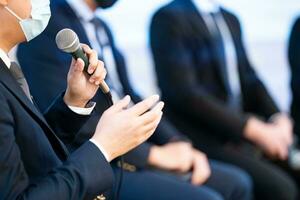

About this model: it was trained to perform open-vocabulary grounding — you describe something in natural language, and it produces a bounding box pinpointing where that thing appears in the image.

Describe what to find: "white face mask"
[5,0,51,41]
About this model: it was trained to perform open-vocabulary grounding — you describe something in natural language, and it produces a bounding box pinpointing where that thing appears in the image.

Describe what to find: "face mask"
[96,0,118,9]
[5,0,51,41]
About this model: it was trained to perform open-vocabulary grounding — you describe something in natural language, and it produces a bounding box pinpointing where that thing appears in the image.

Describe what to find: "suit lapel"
[178,0,230,92]
[0,60,68,160]
[179,0,212,41]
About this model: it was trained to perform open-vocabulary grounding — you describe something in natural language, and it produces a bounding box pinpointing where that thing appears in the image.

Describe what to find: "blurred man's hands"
[244,116,291,160]
[148,142,211,185]
[92,95,164,162]
[190,150,211,185]
[64,44,106,107]
[270,113,293,146]
[148,142,194,172]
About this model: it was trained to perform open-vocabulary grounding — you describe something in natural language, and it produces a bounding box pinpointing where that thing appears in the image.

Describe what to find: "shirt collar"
[192,0,220,14]
[67,0,95,22]
[0,48,11,68]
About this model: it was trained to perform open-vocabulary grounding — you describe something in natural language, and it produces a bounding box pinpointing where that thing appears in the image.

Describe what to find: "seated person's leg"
[115,169,224,200]
[207,145,298,200]
[205,160,253,200]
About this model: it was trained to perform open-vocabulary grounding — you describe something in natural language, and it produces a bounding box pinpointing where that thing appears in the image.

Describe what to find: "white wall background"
[99,0,300,112]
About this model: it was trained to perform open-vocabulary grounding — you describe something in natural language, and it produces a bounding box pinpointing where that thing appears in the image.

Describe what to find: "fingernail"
[95,81,100,85]
[124,95,131,101]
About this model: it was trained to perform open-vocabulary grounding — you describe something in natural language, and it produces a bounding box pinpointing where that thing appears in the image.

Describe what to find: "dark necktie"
[10,62,33,102]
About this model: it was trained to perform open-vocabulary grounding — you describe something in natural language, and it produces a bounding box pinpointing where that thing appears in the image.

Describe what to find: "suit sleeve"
[150,10,250,140]
[228,13,279,118]
[0,91,114,200]
[43,93,93,146]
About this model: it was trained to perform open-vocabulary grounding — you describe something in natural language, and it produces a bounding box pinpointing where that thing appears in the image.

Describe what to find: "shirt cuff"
[89,138,110,162]
[68,101,96,115]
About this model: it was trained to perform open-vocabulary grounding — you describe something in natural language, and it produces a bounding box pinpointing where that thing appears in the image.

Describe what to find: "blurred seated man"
[17,0,253,199]
[0,0,164,199]
[150,0,299,199]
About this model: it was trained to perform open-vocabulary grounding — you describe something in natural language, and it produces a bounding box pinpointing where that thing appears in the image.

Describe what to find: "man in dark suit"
[150,0,299,199]
[289,17,300,138]
[0,0,164,199]
[17,0,254,199]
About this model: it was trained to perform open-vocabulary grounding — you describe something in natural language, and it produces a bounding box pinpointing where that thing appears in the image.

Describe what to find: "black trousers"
[167,113,299,200]
[204,144,298,200]
[190,138,298,200]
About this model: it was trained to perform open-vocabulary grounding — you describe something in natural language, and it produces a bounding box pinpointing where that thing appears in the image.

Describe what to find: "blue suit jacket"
[150,0,279,148]
[0,59,113,199]
[17,0,186,170]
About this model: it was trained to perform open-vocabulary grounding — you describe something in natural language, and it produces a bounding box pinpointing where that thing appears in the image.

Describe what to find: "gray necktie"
[207,12,241,110]
[10,62,33,102]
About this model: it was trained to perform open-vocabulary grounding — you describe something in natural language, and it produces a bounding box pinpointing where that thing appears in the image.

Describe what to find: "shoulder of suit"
[220,8,241,28]
[153,0,183,18]
[220,8,239,21]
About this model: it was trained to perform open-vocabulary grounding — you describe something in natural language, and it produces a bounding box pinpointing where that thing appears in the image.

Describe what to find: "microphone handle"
[71,47,110,94]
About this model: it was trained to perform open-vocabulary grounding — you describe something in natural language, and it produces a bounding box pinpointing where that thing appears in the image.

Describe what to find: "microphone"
[55,28,110,94]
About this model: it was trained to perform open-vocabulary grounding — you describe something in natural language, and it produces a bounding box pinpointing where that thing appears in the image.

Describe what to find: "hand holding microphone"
[56,29,110,107]
[55,28,165,161]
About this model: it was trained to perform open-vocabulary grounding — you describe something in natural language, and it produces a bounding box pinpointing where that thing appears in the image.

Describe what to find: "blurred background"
[98,0,300,112]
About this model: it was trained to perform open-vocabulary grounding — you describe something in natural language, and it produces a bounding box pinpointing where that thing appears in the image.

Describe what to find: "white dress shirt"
[0,48,109,161]
[0,49,10,67]
[67,0,125,103]
[192,0,242,102]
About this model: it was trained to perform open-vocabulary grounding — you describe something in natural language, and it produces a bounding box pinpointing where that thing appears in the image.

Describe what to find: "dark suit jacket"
[0,59,113,199]
[150,0,279,146]
[288,17,300,136]
[17,0,186,169]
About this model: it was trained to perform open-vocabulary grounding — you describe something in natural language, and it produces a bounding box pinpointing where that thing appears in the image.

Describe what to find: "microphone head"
[55,28,80,53]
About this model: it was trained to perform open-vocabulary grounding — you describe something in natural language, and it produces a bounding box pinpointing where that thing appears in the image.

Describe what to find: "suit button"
[117,161,137,172]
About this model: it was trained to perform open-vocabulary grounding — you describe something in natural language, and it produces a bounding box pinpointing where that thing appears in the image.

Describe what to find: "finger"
[69,58,85,77]
[95,70,107,86]
[141,112,163,137]
[191,154,210,185]
[81,44,98,75]
[87,50,99,75]
[128,95,160,116]
[191,162,202,185]
[109,95,131,113]
[135,115,162,148]
[278,144,289,160]
[81,44,93,54]
[179,155,194,173]
[90,61,106,85]
[138,102,165,125]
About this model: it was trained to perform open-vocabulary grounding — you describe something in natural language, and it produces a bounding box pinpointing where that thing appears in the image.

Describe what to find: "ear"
[0,0,8,7]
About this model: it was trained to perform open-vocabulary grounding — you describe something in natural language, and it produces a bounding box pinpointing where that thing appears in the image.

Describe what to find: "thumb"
[69,58,85,77]
[109,95,131,113]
